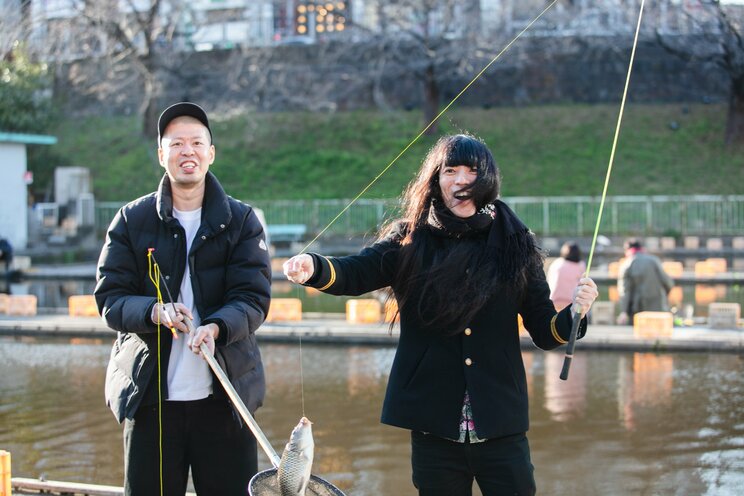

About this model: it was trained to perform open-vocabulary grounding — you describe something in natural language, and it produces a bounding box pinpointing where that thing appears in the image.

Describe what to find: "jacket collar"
[156,171,232,235]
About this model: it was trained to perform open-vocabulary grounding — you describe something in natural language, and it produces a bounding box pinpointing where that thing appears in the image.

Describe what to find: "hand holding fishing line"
[148,249,217,358]
[283,254,314,285]
[150,301,192,336]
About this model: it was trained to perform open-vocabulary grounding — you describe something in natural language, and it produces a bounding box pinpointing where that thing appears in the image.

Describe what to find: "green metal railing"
[96,195,744,239]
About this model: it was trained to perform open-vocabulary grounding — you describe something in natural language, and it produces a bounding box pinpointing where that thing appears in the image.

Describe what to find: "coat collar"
[156,171,232,235]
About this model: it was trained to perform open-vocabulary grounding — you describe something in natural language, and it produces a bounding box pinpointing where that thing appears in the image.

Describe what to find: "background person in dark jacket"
[0,237,12,288]
[95,102,271,496]
[616,237,674,325]
[284,134,598,496]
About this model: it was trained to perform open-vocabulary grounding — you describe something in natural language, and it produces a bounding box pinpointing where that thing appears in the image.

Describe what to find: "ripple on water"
[698,448,744,496]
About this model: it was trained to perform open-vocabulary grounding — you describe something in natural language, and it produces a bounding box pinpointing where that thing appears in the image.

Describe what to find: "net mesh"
[249,469,346,496]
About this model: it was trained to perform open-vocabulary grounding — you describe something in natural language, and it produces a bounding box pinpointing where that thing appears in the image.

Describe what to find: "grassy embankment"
[40,103,741,203]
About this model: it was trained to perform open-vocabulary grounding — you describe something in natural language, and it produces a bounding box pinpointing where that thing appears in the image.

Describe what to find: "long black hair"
[560,241,582,263]
[380,134,542,334]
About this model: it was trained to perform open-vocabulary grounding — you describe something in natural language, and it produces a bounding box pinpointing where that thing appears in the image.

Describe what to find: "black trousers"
[411,431,536,496]
[123,395,258,496]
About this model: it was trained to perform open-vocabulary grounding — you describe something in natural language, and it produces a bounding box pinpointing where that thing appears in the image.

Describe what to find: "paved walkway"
[0,314,741,353]
[11,477,196,496]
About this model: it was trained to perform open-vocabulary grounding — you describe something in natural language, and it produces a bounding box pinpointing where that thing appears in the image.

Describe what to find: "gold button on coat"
[465,358,473,366]
[464,328,472,336]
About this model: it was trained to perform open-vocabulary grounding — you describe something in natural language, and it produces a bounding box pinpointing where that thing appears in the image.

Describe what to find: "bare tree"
[0,2,54,134]
[356,0,482,135]
[1,1,26,57]
[33,1,191,136]
[657,1,744,146]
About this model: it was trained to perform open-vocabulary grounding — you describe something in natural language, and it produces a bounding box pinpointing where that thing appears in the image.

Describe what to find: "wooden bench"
[266,224,307,244]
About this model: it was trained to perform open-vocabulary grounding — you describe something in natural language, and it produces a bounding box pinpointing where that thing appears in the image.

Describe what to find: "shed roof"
[0,132,57,145]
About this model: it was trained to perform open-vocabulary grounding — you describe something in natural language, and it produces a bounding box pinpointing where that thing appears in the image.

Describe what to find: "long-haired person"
[547,241,586,311]
[284,134,598,496]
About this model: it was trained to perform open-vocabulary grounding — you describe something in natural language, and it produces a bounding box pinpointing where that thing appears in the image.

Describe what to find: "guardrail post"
[646,198,653,234]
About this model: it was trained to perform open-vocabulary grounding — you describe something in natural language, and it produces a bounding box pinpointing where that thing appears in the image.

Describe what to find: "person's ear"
[157,147,166,169]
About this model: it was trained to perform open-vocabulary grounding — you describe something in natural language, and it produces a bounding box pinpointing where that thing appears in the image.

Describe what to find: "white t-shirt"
[168,207,213,401]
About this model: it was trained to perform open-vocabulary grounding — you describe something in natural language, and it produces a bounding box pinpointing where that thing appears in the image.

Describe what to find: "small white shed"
[0,132,57,250]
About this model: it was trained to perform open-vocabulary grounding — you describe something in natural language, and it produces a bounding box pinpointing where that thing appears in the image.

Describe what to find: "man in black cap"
[95,102,271,495]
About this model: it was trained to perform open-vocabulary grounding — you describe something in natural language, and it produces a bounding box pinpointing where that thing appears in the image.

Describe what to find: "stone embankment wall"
[53,36,727,118]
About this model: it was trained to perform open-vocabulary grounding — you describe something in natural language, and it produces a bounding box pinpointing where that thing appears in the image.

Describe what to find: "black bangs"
[443,135,491,171]
[441,135,501,207]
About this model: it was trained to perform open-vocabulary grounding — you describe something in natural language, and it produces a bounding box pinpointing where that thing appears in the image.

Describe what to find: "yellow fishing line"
[147,250,165,496]
[584,0,646,277]
[299,0,561,254]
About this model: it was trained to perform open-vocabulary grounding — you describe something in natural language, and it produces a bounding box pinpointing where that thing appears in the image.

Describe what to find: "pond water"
[0,339,742,495]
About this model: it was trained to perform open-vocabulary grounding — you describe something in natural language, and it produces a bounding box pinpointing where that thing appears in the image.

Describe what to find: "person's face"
[158,117,215,189]
[438,164,478,218]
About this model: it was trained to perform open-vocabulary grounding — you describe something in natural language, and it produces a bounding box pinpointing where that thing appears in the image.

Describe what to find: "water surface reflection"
[0,339,742,495]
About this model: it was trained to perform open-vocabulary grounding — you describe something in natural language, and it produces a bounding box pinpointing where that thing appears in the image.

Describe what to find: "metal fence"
[96,195,744,239]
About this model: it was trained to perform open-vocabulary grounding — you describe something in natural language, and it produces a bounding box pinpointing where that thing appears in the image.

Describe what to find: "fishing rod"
[148,249,282,467]
[559,0,646,381]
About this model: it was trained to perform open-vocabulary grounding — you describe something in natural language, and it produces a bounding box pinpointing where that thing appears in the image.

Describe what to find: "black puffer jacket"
[95,172,271,423]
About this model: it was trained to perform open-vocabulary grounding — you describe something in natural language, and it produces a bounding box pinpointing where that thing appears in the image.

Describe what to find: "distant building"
[0,133,57,250]
[21,0,732,61]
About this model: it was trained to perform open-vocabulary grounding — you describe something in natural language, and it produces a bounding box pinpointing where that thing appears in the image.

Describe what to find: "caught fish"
[277,417,314,496]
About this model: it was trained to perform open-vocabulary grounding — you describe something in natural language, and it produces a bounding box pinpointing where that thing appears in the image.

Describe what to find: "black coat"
[306,227,586,441]
[95,172,271,422]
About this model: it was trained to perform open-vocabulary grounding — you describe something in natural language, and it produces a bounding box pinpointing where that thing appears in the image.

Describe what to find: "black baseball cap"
[157,102,212,145]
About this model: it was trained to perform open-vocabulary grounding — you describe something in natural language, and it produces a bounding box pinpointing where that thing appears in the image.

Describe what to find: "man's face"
[158,116,215,189]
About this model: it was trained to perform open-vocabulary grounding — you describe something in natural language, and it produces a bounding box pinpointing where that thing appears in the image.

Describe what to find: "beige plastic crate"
[608,286,619,303]
[708,303,741,329]
[705,258,727,273]
[683,236,700,249]
[695,285,719,305]
[346,299,382,324]
[68,295,99,317]
[706,238,724,250]
[694,259,727,276]
[660,237,676,250]
[265,298,302,322]
[668,287,684,306]
[661,261,683,278]
[591,301,615,325]
[270,257,289,273]
[633,311,673,338]
[6,295,37,316]
[1,450,10,496]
